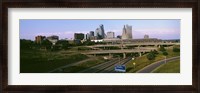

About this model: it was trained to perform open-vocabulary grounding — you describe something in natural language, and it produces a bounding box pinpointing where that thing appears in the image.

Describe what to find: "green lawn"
[152,60,180,73]
[126,48,180,73]
[20,49,88,73]
[62,57,107,73]
[126,53,165,73]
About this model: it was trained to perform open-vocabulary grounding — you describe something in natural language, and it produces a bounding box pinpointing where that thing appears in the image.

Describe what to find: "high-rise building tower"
[95,28,101,39]
[86,33,90,40]
[99,24,105,38]
[95,24,105,39]
[122,24,132,39]
[89,31,94,37]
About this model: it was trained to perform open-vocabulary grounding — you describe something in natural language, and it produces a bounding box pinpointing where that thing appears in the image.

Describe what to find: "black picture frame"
[1,0,199,93]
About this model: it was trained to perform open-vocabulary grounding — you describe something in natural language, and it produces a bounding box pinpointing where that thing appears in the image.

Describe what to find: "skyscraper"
[89,31,94,37]
[99,24,105,38]
[122,24,132,39]
[95,24,105,39]
[95,28,102,39]
[86,33,90,40]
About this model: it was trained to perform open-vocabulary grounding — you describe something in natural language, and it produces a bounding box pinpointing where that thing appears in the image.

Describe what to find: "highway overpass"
[82,48,157,58]
[87,42,180,48]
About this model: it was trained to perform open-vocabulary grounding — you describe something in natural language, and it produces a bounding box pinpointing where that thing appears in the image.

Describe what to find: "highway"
[88,42,180,48]
[82,48,157,55]
[136,56,180,73]
[99,57,132,73]
[78,57,132,73]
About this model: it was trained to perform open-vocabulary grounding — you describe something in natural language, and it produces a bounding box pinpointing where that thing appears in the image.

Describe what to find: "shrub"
[159,46,166,52]
[147,52,156,60]
[163,51,168,56]
[173,47,180,52]
[153,50,159,55]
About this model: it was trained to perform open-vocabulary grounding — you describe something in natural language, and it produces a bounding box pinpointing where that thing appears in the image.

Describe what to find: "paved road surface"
[79,57,132,73]
[136,56,180,73]
[78,58,119,73]
[99,57,132,73]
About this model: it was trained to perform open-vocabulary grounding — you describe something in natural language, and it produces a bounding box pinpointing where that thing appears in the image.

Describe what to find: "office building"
[107,31,115,39]
[95,24,105,39]
[35,35,46,44]
[74,33,84,40]
[122,24,132,39]
[95,28,102,39]
[89,31,94,37]
[86,33,90,40]
[90,36,97,40]
[47,35,59,45]
[99,24,105,38]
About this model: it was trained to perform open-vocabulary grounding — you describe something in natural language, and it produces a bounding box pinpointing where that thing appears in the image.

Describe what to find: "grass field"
[20,49,88,73]
[152,59,180,73]
[126,48,180,73]
[62,57,107,73]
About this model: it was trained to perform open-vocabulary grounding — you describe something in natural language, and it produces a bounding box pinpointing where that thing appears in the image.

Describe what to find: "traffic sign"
[115,65,126,72]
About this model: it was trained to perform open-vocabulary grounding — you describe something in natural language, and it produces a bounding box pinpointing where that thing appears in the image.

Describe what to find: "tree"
[51,45,60,51]
[56,40,69,50]
[41,40,52,50]
[159,45,166,52]
[83,40,95,46]
[134,53,139,57]
[173,47,180,52]
[153,50,159,55]
[147,51,156,60]
[20,39,34,49]
[162,51,168,56]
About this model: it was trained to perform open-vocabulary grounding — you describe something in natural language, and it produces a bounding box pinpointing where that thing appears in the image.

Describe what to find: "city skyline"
[20,19,180,40]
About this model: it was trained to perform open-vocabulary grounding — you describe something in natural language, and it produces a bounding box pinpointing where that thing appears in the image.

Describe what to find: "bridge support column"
[123,53,126,58]
[139,52,142,57]
[138,45,140,49]
[109,53,112,58]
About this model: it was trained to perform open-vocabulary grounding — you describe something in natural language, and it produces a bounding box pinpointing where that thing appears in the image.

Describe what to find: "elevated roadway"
[88,42,180,48]
[82,48,157,58]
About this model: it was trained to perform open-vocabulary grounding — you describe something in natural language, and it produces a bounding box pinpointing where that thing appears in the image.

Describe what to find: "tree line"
[20,39,106,51]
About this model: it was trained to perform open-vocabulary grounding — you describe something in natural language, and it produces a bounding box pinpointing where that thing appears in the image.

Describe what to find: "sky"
[20,19,180,40]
